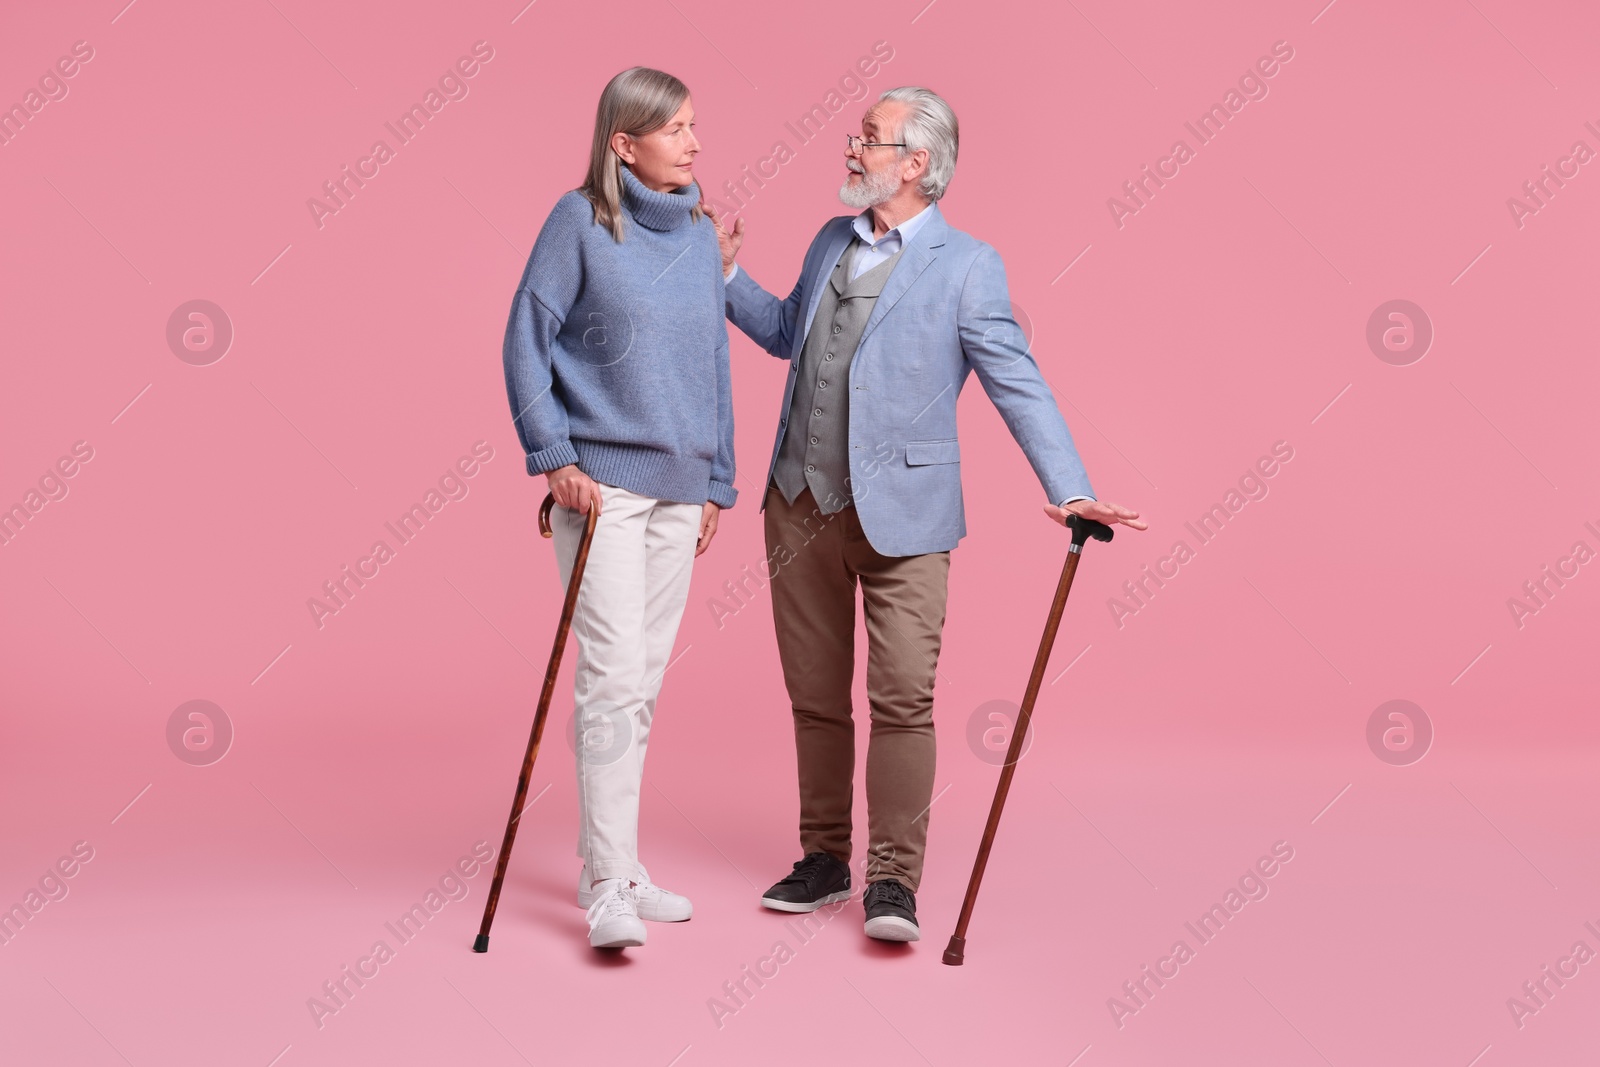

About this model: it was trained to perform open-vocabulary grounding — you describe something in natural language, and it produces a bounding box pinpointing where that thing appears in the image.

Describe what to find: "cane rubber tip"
[942,935,965,966]
[473,934,490,953]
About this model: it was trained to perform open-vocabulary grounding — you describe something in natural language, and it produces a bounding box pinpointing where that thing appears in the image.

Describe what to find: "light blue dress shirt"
[845,202,935,279]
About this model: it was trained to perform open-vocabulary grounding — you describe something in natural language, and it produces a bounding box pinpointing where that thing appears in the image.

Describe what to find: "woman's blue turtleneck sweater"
[502,164,737,508]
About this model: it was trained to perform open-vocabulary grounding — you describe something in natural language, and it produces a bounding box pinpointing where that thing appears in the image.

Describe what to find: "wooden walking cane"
[474,492,599,953]
[943,512,1113,965]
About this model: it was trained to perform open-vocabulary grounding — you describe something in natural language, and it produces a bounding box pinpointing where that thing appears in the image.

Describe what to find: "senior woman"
[501,66,736,950]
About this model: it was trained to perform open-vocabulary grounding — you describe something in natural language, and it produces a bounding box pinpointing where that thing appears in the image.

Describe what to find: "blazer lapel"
[857,204,947,348]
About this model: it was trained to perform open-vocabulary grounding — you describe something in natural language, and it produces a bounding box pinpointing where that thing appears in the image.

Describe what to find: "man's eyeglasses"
[846,135,907,153]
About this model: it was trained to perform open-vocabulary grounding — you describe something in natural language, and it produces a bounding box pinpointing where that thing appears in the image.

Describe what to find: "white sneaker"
[577,865,693,922]
[584,878,646,949]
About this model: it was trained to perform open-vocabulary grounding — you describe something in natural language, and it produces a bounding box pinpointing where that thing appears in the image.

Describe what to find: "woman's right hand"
[546,464,602,516]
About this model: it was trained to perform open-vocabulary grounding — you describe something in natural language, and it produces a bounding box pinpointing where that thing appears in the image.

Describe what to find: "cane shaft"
[943,548,1084,964]
[475,495,598,951]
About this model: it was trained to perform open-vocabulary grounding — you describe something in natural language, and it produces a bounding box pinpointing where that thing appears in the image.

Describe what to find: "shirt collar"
[851,202,936,249]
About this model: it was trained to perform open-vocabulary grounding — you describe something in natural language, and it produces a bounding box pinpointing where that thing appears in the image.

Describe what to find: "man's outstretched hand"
[1044,499,1147,532]
[700,199,744,275]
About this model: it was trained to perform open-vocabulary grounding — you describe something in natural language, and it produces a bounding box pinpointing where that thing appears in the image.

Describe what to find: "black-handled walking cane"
[943,512,1113,965]
[474,492,599,953]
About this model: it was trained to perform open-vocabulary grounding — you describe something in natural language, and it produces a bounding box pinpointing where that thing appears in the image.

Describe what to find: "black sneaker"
[863,879,919,941]
[761,852,851,913]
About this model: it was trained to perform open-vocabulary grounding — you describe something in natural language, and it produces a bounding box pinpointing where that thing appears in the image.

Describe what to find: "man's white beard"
[839,160,900,208]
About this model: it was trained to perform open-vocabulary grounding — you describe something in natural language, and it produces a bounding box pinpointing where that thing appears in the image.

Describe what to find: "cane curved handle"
[1066,513,1114,547]
[538,492,599,541]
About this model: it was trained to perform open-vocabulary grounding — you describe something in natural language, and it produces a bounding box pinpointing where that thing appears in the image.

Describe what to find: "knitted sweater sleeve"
[502,194,587,476]
[708,329,738,509]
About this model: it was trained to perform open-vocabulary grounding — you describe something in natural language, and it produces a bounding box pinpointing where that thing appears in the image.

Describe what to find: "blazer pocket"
[904,438,961,465]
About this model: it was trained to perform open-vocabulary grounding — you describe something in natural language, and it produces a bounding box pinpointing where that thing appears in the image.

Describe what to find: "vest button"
[833,325,842,334]
[810,436,818,444]
[825,353,834,361]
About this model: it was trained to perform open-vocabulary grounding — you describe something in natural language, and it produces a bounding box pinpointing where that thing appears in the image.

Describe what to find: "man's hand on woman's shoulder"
[700,199,744,275]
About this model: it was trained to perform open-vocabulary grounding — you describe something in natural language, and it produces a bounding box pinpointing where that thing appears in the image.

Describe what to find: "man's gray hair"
[877,86,959,200]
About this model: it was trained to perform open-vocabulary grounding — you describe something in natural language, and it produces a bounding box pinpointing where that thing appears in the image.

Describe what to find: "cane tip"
[942,935,965,966]
[473,934,490,953]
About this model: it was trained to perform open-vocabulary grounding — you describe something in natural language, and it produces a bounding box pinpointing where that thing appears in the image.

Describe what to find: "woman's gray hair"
[877,86,959,200]
[580,67,703,241]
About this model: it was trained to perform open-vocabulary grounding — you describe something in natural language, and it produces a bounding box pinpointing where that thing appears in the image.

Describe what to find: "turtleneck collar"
[619,163,699,232]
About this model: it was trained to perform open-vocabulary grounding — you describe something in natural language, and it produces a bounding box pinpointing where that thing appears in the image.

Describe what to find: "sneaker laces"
[781,852,837,888]
[629,867,667,899]
[585,880,639,929]
[630,879,669,902]
[587,867,667,901]
[870,880,914,912]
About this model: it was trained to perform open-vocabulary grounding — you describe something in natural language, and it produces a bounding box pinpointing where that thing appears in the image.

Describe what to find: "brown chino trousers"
[763,483,950,893]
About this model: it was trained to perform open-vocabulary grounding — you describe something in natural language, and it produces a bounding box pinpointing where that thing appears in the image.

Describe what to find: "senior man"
[704,86,1146,942]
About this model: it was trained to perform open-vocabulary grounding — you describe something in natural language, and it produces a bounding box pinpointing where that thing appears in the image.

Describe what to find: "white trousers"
[550,482,701,884]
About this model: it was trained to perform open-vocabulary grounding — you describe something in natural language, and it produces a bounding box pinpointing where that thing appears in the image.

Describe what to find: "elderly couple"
[501,67,1144,950]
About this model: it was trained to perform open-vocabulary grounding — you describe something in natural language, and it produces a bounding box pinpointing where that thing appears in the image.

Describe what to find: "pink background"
[2,0,1596,1064]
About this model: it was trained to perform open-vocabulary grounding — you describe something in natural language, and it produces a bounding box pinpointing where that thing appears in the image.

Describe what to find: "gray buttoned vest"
[773,238,906,512]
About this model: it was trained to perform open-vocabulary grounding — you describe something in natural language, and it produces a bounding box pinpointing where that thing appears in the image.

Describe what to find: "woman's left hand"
[696,502,721,557]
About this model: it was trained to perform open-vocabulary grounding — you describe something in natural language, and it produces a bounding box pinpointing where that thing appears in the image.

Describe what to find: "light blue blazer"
[725,203,1095,557]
